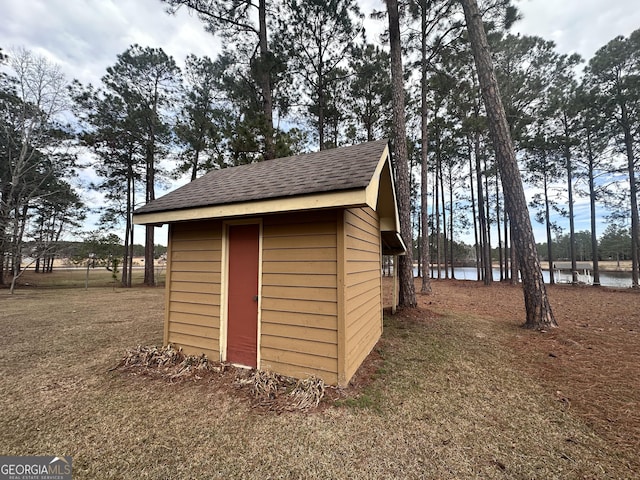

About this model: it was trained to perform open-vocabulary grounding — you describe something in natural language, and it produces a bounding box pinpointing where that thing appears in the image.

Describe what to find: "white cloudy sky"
[514,0,640,60]
[1,0,638,244]
[3,0,638,85]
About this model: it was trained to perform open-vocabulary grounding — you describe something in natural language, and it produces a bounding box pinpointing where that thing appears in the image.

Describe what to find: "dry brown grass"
[1,281,638,478]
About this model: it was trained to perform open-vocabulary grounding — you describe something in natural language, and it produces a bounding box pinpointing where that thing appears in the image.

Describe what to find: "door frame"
[219,219,263,368]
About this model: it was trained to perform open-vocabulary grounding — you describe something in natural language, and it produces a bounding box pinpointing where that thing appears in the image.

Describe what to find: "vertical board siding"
[260,211,339,381]
[344,207,382,381]
[167,220,222,359]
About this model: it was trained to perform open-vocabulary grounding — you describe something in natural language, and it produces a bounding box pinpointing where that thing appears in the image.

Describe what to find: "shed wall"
[344,207,382,381]
[164,209,382,386]
[260,210,339,384]
[166,220,223,359]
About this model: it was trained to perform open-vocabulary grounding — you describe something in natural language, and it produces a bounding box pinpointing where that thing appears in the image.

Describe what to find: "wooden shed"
[133,139,405,386]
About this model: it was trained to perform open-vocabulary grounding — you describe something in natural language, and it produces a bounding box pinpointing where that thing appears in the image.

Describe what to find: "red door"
[226,224,260,367]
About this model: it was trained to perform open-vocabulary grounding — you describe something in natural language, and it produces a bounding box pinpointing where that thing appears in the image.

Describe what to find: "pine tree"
[387,0,417,307]
[586,30,640,288]
[460,0,556,328]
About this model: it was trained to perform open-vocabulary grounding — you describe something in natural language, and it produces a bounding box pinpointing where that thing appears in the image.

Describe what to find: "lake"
[418,267,634,288]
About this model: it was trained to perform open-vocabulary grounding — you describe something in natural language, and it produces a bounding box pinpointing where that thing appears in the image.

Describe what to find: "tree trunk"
[460,0,556,328]
[496,172,504,281]
[543,172,554,284]
[448,165,455,279]
[468,143,481,282]
[191,148,201,181]
[439,151,449,279]
[586,130,600,286]
[503,207,509,281]
[128,199,134,288]
[621,103,639,288]
[564,112,578,284]
[258,0,275,160]
[420,3,432,294]
[0,184,11,285]
[386,0,416,307]
[8,205,28,294]
[144,142,156,286]
[0,188,7,285]
[416,213,422,278]
[122,167,132,288]
[484,157,492,280]
[0,240,4,285]
[434,163,441,279]
[475,132,491,284]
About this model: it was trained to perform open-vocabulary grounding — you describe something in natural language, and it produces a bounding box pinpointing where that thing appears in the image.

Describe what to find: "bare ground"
[0,280,638,478]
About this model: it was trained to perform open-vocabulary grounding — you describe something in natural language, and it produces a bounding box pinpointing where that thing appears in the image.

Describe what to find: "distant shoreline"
[413,260,634,273]
[495,260,634,273]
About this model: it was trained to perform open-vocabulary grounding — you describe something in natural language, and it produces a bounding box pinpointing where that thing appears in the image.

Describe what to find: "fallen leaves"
[111,345,326,412]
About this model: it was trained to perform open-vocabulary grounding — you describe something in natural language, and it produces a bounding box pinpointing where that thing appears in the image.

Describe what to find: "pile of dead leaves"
[111,345,326,412]
[110,344,225,380]
[235,370,326,413]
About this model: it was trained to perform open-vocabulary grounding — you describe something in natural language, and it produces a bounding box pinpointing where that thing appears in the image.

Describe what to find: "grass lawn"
[12,267,166,289]
[1,281,638,478]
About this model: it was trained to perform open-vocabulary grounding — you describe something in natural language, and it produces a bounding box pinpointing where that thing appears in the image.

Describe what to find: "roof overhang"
[366,143,402,239]
[133,188,368,226]
[381,231,407,256]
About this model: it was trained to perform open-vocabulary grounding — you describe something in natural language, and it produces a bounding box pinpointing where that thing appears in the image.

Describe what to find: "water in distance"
[417,266,633,288]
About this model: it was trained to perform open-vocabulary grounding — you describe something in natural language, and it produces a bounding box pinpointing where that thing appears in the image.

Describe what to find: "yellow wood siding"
[343,207,382,381]
[260,211,338,382]
[167,220,222,358]
[163,208,382,386]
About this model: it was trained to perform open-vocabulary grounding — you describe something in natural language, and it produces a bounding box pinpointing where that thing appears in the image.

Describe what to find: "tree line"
[1,1,638,309]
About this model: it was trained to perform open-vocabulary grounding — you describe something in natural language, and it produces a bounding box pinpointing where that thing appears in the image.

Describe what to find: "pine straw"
[111,345,326,412]
[508,288,640,463]
[417,279,640,473]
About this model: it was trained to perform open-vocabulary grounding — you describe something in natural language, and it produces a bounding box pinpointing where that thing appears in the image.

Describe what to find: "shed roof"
[136,140,388,215]
[133,139,405,254]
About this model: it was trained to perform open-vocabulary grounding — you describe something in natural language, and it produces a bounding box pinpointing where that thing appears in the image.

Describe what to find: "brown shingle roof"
[135,139,389,215]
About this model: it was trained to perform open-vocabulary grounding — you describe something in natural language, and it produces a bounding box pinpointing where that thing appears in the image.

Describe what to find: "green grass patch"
[335,390,384,412]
